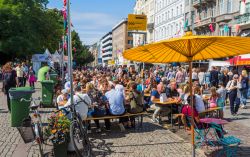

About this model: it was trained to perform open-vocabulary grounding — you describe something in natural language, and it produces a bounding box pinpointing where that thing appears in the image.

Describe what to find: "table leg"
[171,104,173,128]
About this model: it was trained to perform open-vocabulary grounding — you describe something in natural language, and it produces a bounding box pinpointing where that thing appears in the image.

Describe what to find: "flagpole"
[67,0,74,105]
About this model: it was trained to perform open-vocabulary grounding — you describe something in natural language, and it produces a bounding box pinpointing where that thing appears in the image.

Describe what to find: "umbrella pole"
[189,61,195,157]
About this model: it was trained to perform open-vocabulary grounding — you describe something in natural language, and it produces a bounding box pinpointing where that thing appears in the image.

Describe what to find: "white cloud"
[69,12,122,45]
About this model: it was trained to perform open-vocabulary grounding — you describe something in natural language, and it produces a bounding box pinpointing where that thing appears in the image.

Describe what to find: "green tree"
[0,0,63,62]
[71,30,95,65]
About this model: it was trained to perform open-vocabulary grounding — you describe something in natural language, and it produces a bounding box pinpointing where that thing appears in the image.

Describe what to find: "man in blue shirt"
[105,87,126,131]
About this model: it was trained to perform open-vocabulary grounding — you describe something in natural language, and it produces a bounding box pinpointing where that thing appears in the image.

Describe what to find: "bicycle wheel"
[70,114,91,157]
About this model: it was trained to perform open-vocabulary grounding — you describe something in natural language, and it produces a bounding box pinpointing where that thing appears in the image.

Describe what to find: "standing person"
[210,66,219,87]
[226,74,241,116]
[198,69,205,86]
[217,82,227,118]
[239,70,249,109]
[175,67,184,86]
[22,62,28,87]
[221,69,229,88]
[192,68,198,82]
[15,63,24,87]
[2,62,17,112]
[28,70,36,88]
[204,70,211,89]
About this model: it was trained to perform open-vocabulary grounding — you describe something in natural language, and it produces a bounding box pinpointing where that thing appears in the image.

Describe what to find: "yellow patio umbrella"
[123,32,250,157]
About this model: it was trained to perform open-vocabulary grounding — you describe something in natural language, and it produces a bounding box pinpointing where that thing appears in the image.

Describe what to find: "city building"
[112,19,133,65]
[234,0,250,37]
[133,0,155,46]
[89,43,98,67]
[184,0,240,36]
[97,40,102,65]
[101,32,112,65]
[154,0,185,42]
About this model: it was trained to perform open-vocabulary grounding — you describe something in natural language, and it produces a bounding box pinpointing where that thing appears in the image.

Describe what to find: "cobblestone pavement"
[0,82,206,157]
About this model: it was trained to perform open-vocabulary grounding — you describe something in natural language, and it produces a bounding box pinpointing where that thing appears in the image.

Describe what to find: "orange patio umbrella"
[123,31,250,157]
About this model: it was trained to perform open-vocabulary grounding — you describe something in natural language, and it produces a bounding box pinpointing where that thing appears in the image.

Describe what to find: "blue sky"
[48,0,135,45]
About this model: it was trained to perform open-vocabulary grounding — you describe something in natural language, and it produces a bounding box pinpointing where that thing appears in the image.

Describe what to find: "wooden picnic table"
[144,93,150,97]
[152,98,181,127]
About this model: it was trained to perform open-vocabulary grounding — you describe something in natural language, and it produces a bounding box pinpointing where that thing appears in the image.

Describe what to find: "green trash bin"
[9,87,35,127]
[41,80,55,107]
[49,72,58,84]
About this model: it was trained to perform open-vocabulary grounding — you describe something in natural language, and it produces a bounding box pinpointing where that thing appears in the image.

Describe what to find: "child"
[28,71,36,88]
[209,87,219,108]
[217,82,227,118]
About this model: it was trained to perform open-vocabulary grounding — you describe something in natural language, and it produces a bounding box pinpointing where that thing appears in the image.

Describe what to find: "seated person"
[64,86,91,120]
[193,86,205,113]
[165,81,179,98]
[182,95,224,137]
[126,82,144,127]
[151,84,170,123]
[56,89,69,109]
[105,86,127,131]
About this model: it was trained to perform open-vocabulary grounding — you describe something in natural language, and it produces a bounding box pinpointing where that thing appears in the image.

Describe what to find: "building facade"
[154,0,185,42]
[112,19,133,65]
[101,32,112,65]
[89,43,98,67]
[184,0,240,36]
[133,0,155,46]
[234,0,250,37]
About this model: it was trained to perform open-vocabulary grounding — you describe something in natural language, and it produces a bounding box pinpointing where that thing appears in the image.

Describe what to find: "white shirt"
[195,94,205,113]
[64,93,91,119]
[115,84,125,97]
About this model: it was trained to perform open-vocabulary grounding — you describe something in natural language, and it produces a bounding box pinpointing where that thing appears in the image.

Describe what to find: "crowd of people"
[56,64,249,133]
[1,62,37,112]
[1,61,249,132]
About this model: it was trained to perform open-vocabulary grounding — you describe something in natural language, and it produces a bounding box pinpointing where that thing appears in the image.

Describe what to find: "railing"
[194,17,215,28]
[235,13,250,24]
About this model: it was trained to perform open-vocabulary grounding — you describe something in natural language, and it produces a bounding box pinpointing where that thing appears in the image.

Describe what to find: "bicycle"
[18,97,47,157]
[59,99,92,157]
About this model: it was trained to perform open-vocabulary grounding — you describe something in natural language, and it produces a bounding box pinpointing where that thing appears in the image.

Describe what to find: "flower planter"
[53,142,68,157]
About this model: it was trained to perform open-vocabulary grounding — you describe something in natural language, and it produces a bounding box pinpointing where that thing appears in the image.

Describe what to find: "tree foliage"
[0,0,63,62]
[71,30,95,65]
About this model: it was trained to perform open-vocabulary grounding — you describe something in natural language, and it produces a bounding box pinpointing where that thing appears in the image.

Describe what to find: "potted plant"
[45,111,70,157]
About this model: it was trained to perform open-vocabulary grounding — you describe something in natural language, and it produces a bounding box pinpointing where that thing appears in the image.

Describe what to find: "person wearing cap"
[57,89,69,109]
[226,74,242,116]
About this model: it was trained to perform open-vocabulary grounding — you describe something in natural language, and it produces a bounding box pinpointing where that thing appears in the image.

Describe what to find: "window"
[219,0,224,15]
[177,6,179,16]
[159,15,161,23]
[162,13,165,22]
[180,5,182,14]
[128,32,133,37]
[164,27,166,37]
[219,25,225,36]
[128,40,133,45]
[168,11,170,19]
[227,0,232,13]
[165,12,168,20]
[171,9,173,18]
[246,3,250,13]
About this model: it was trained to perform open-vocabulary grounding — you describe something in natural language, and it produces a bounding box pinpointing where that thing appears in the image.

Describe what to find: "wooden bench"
[84,112,149,128]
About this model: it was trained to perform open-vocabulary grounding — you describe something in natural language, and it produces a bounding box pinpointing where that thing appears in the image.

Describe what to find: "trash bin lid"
[9,87,35,99]
[41,80,55,84]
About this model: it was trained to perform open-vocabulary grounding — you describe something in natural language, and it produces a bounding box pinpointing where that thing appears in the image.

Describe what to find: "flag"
[73,47,76,52]
[224,25,229,32]
[235,24,240,33]
[209,24,214,32]
[63,0,67,6]
[184,19,188,29]
[243,0,246,4]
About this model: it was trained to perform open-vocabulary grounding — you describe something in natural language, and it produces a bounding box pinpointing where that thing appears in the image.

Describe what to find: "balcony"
[193,0,206,8]
[235,13,250,25]
[216,14,233,22]
[102,51,112,57]
[194,17,216,28]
